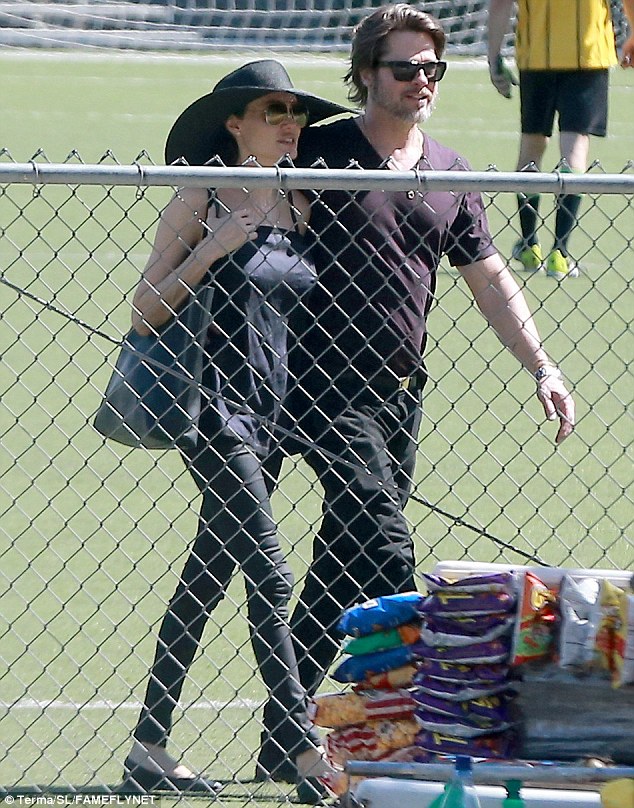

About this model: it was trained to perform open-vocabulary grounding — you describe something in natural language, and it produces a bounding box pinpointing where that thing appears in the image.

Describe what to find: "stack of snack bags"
[519,571,634,763]
[314,569,634,793]
[310,592,425,789]
[411,572,524,761]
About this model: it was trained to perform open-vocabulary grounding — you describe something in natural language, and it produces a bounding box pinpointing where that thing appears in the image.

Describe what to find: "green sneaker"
[512,241,543,272]
[546,250,580,279]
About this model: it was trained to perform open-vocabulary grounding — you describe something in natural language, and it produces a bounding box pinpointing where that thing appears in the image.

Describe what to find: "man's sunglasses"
[262,102,309,128]
[376,60,448,83]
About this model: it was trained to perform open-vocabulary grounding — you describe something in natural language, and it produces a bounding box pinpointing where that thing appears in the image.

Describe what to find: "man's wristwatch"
[534,365,562,382]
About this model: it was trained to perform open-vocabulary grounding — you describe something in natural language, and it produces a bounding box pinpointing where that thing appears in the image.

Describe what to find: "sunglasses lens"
[386,61,446,82]
[430,62,446,81]
[393,64,418,81]
[294,108,309,127]
[264,103,309,127]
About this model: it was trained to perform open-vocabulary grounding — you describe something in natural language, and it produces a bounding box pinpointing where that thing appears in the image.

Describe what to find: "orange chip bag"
[354,663,418,691]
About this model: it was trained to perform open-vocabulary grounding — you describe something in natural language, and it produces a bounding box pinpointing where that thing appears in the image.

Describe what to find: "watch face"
[535,366,560,381]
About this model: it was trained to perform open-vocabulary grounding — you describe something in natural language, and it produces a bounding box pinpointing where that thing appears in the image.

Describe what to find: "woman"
[122,60,348,802]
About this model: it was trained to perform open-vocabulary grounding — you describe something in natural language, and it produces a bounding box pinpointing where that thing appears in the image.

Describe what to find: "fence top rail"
[345,760,634,786]
[1,162,633,194]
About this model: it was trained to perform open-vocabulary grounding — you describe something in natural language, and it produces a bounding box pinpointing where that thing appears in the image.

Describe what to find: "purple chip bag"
[423,573,516,594]
[412,748,436,763]
[413,638,511,664]
[338,592,425,638]
[412,690,515,724]
[415,729,518,759]
[415,659,510,684]
[415,710,514,738]
[418,590,516,618]
[413,675,512,701]
[426,613,515,636]
[421,616,515,648]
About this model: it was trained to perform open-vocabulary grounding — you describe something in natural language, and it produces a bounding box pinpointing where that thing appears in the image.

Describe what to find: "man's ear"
[359,68,373,89]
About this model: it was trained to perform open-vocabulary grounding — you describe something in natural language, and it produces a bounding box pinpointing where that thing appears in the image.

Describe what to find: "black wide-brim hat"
[165,59,351,165]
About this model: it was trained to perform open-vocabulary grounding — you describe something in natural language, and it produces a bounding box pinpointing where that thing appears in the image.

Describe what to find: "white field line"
[1,698,262,711]
[0,49,487,69]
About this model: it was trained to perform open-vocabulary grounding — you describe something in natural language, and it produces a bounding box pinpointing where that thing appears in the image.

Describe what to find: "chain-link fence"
[1,160,632,802]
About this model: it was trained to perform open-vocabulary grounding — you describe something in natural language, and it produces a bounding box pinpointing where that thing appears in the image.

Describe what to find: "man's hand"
[621,33,634,67]
[488,54,518,98]
[536,375,575,444]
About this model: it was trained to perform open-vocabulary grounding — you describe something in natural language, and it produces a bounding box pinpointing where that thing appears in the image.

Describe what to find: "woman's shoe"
[122,758,221,793]
[122,742,221,794]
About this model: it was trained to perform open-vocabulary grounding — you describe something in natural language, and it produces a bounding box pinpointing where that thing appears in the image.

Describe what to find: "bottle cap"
[506,779,521,797]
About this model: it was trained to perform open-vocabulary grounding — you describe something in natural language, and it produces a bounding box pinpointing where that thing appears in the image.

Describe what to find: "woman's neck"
[217,187,286,228]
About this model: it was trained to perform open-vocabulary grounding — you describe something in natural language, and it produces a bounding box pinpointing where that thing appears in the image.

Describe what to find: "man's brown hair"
[345,3,446,106]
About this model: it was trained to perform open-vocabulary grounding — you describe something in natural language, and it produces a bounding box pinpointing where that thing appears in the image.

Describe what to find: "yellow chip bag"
[594,579,624,675]
[613,590,634,687]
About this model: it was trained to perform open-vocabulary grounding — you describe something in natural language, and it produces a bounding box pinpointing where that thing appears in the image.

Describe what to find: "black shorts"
[519,69,609,137]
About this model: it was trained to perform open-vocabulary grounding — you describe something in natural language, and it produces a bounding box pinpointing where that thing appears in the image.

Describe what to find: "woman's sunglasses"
[263,102,309,128]
[376,60,448,83]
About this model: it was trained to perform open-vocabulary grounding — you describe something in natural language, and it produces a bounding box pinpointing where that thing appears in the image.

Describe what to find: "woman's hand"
[203,207,259,257]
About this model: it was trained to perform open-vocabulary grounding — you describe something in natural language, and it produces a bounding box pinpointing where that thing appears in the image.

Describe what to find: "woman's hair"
[344,3,446,106]
[210,126,241,166]
[209,100,251,166]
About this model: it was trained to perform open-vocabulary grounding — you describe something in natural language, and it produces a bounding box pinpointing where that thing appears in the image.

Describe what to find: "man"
[488,0,634,279]
[257,3,575,786]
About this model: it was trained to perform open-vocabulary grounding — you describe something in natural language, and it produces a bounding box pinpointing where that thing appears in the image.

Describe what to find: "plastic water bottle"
[428,756,482,808]
[502,779,526,807]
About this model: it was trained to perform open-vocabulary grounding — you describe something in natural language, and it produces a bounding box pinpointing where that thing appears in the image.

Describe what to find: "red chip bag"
[510,571,557,666]
[309,689,416,728]
[325,719,419,766]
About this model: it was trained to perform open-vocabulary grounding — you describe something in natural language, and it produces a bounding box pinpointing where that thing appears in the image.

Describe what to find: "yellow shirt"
[515,0,619,69]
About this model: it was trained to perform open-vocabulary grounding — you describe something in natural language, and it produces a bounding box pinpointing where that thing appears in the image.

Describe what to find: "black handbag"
[93,283,214,452]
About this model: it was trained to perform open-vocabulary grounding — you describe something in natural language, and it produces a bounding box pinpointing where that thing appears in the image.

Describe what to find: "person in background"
[487,0,634,279]
[123,60,347,803]
[256,3,576,783]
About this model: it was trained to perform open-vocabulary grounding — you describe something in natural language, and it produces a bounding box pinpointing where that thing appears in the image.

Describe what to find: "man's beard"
[369,77,438,123]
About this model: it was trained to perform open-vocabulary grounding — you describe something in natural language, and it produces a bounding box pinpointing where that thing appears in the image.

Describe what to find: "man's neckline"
[356,115,426,170]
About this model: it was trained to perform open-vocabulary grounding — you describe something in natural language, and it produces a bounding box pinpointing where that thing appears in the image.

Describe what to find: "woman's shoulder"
[167,186,210,218]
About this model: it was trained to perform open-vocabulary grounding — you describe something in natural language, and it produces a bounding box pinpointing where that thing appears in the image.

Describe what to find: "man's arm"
[458,252,575,444]
[621,0,634,67]
[487,0,518,97]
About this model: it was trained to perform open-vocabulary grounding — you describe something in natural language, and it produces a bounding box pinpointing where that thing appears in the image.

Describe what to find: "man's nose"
[412,67,430,85]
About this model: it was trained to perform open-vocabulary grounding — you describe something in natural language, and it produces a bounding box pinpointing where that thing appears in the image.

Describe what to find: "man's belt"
[337,370,423,395]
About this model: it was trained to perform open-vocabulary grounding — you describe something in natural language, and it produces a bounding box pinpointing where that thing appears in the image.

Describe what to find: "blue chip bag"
[337,592,425,638]
[332,644,420,683]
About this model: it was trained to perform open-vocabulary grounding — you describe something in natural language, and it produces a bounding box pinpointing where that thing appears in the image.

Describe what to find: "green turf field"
[0,52,632,801]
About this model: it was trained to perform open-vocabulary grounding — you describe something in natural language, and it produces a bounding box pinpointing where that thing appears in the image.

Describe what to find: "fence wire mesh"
[0,157,632,803]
